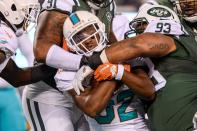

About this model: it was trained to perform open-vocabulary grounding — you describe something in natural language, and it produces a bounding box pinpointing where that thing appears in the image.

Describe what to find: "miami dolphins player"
[54,10,156,131]
[0,0,40,131]
[73,2,197,131]
[22,1,116,131]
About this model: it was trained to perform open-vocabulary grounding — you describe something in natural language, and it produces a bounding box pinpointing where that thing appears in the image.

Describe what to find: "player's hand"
[94,63,130,81]
[72,65,93,95]
[94,63,117,81]
[80,50,106,70]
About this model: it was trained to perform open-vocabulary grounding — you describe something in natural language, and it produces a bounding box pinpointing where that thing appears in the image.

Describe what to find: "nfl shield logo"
[106,12,112,22]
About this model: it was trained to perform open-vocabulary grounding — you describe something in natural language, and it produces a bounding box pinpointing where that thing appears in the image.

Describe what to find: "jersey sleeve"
[0,24,18,53]
[112,14,130,41]
[54,69,76,92]
[144,20,188,36]
[127,57,166,91]
[0,24,18,73]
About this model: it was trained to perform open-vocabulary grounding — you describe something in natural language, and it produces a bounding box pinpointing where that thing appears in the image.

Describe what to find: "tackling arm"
[34,10,82,70]
[85,32,176,69]
[68,80,117,118]
[34,10,65,62]
[0,59,56,87]
[105,32,176,63]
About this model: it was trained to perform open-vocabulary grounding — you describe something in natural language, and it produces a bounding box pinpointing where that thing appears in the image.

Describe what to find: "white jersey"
[22,0,76,106]
[112,14,130,41]
[41,0,75,12]
[87,85,148,131]
[54,13,149,131]
[0,22,34,87]
[144,19,188,36]
[0,23,18,73]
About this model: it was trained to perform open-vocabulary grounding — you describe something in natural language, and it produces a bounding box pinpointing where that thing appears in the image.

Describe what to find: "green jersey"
[148,22,197,131]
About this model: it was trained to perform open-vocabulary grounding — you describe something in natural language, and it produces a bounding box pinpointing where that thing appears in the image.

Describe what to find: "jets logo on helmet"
[63,11,107,56]
[147,7,172,17]
[125,3,180,38]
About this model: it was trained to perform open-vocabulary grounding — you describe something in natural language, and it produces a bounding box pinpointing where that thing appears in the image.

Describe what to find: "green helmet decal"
[147,7,172,17]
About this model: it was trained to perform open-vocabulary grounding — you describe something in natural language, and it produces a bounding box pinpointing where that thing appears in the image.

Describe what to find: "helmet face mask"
[71,24,105,56]
[129,17,149,35]
[63,11,107,56]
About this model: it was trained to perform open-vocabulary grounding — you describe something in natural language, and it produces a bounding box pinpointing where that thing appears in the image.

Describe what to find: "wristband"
[115,64,124,80]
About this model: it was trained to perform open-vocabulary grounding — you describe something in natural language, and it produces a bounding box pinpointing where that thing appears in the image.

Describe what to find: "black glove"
[80,51,103,70]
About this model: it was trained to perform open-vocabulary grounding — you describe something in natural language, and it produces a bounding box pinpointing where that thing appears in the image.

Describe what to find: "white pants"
[22,97,89,131]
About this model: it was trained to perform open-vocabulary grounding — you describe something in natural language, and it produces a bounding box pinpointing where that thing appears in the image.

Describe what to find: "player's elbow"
[141,86,156,101]
[83,102,102,118]
[136,33,176,57]
[34,43,48,63]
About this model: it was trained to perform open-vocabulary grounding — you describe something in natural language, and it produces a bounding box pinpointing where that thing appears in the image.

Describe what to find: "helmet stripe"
[70,13,80,25]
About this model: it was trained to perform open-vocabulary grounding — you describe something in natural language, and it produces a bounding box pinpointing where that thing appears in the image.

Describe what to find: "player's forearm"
[0,60,55,87]
[69,81,117,117]
[104,33,176,63]
[121,69,155,101]
[34,11,82,70]
[34,10,66,62]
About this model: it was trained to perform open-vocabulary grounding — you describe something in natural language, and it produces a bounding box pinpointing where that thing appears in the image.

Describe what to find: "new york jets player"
[156,0,197,130]
[55,10,155,131]
[22,1,116,131]
[73,2,197,131]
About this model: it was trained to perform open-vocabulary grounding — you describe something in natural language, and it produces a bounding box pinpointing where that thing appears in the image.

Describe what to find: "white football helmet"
[128,3,180,35]
[0,0,40,29]
[63,11,106,56]
[170,0,197,23]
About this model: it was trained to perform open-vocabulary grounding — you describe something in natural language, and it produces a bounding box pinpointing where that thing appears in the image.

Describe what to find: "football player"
[22,0,116,131]
[74,3,197,131]
[0,0,41,131]
[55,10,155,131]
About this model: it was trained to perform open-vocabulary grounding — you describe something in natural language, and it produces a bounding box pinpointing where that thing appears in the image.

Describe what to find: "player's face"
[135,22,147,34]
[179,0,197,17]
[130,20,148,34]
[73,24,100,53]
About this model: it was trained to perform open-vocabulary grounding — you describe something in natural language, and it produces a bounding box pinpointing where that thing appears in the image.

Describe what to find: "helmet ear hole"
[11,4,17,11]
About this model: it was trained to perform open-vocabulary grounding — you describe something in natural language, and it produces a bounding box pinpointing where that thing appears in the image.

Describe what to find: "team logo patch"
[106,12,112,22]
[147,7,171,17]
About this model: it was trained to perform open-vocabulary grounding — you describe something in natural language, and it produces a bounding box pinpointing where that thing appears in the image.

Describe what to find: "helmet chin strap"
[87,1,101,10]
[87,0,113,10]
[184,13,197,23]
